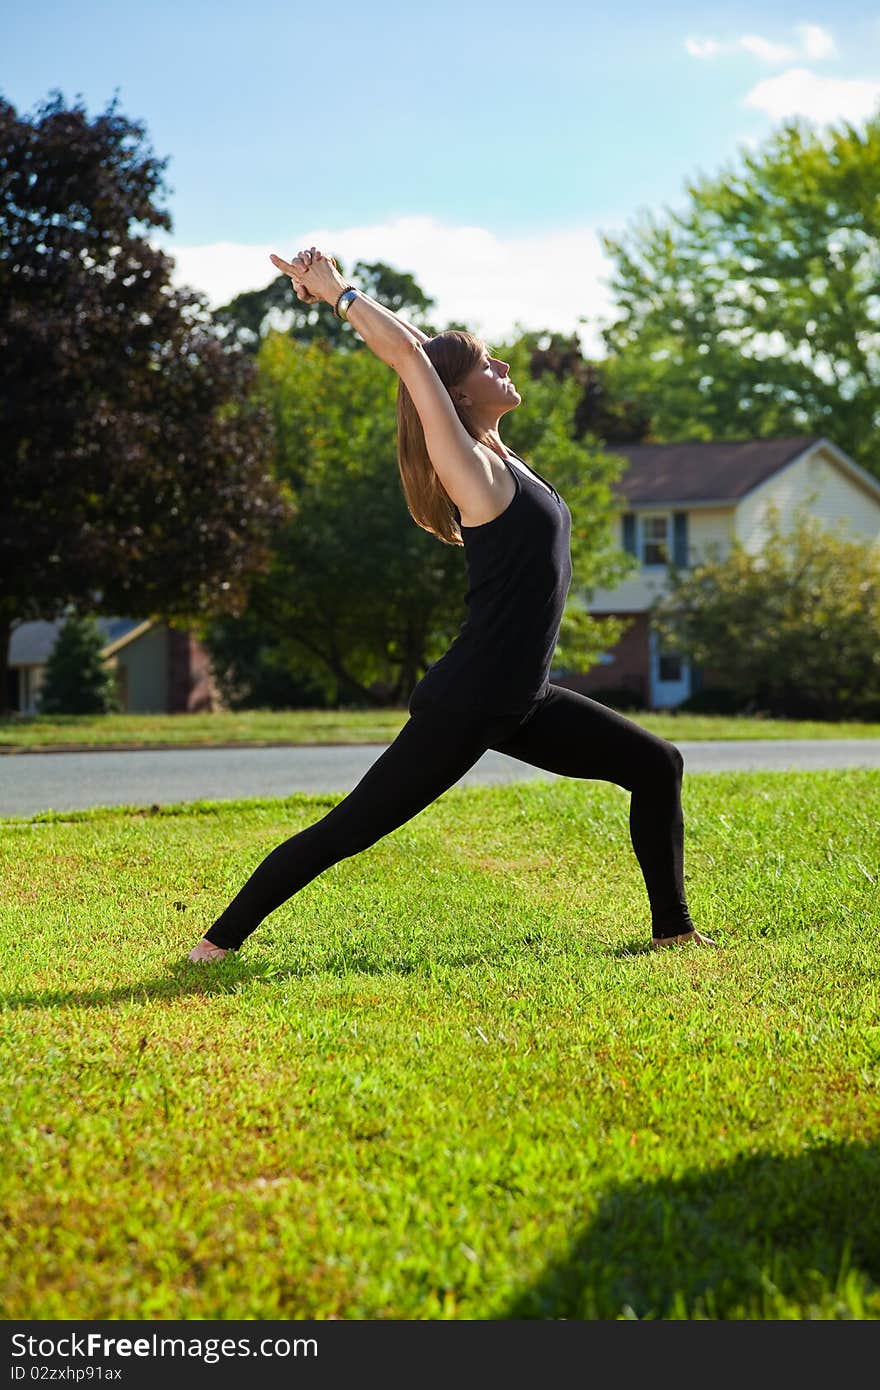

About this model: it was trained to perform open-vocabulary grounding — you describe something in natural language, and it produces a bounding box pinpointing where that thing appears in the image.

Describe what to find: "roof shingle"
[606,436,820,505]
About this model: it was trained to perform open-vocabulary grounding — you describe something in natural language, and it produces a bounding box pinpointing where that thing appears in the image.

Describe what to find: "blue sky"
[5,1,879,351]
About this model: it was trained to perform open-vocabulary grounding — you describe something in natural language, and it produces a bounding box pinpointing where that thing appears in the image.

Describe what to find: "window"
[641,514,670,566]
[658,652,683,681]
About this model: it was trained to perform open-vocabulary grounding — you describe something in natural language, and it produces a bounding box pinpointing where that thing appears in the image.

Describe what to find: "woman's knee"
[635,734,684,786]
[664,739,685,778]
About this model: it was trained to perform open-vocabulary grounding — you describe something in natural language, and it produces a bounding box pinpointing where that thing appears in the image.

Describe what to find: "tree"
[38,611,121,714]
[0,92,289,713]
[515,329,654,444]
[200,329,637,707]
[650,501,880,719]
[214,258,439,353]
[203,607,332,710]
[599,111,880,476]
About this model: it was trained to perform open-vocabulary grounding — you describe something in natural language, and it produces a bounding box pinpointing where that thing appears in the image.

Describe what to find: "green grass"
[2,769,879,1320]
[2,706,880,750]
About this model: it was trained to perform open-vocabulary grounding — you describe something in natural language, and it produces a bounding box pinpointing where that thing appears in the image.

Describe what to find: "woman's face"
[454,345,521,417]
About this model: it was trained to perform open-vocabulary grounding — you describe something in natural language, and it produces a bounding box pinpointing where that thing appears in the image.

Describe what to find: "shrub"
[38,612,121,715]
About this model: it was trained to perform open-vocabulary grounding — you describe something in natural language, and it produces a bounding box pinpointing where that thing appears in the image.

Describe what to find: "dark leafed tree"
[214,257,439,351]
[0,91,289,712]
[515,329,654,444]
[599,111,880,476]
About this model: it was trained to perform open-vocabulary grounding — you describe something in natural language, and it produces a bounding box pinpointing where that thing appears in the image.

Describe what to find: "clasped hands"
[269,246,341,305]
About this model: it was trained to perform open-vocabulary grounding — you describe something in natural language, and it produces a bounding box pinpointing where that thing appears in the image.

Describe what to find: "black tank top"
[410,450,573,717]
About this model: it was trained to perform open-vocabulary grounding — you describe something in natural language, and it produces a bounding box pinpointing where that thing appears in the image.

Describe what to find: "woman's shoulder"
[456,443,519,529]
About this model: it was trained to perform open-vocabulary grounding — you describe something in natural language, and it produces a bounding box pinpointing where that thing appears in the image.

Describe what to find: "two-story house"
[562,436,880,710]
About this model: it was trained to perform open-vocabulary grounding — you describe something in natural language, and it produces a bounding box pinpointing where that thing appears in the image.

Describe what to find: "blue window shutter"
[622,513,637,556]
[673,511,689,567]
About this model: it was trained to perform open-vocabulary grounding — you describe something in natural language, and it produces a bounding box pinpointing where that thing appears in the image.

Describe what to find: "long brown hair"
[395,330,506,547]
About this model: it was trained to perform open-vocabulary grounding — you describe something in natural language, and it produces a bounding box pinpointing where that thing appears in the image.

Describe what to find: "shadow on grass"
[0,944,528,1010]
[500,1140,880,1319]
[613,938,657,957]
[1,956,257,1010]
[2,928,667,1011]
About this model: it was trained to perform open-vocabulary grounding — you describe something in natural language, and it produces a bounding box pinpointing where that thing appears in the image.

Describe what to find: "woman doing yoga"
[187,246,715,962]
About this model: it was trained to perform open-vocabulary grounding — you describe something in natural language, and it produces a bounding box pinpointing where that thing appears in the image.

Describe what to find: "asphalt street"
[2,739,879,816]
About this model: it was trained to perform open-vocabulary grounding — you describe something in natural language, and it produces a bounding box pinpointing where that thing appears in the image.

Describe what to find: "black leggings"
[203,684,696,951]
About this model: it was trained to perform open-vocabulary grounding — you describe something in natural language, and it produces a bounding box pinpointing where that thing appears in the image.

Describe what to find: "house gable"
[736,440,880,552]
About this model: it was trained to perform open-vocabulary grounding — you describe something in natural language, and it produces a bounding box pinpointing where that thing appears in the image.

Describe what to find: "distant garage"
[7,617,222,714]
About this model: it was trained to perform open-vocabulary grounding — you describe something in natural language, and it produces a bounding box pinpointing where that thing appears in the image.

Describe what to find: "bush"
[38,612,121,715]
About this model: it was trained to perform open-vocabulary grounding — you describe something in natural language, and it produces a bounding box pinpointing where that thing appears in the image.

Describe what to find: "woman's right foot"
[187,938,229,963]
[651,929,717,950]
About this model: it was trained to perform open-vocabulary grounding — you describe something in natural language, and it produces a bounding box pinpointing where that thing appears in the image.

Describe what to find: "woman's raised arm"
[272,248,488,511]
[270,249,420,369]
[369,299,430,347]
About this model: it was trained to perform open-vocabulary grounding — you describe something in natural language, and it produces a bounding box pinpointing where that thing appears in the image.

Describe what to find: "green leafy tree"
[651,501,880,719]
[38,611,121,714]
[203,329,637,707]
[0,91,288,713]
[600,111,880,475]
[203,608,332,710]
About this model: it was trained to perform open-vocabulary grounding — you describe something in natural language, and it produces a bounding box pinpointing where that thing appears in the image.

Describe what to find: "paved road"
[2,739,879,816]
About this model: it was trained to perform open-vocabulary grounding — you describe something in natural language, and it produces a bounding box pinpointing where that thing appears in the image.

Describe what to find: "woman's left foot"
[651,929,717,950]
[187,939,229,963]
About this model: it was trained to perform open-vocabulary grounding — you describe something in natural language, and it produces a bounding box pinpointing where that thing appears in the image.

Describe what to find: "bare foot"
[187,938,229,963]
[651,929,717,950]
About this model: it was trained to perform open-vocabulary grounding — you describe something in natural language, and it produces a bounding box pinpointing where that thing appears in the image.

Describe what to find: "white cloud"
[743,67,880,123]
[739,34,798,64]
[795,23,837,60]
[685,37,721,59]
[685,23,838,66]
[155,239,276,308]
[154,215,622,357]
[684,23,869,131]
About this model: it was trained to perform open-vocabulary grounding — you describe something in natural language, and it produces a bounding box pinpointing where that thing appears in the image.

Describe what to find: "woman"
[188,246,715,962]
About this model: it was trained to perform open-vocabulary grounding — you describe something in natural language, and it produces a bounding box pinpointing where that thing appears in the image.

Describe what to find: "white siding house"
[569,436,880,709]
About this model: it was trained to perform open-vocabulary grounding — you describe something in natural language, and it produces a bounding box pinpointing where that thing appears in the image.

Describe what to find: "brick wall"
[167,626,224,713]
[554,612,650,705]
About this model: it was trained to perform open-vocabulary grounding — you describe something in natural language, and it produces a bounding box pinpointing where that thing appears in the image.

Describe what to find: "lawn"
[2,706,880,750]
[2,769,878,1319]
